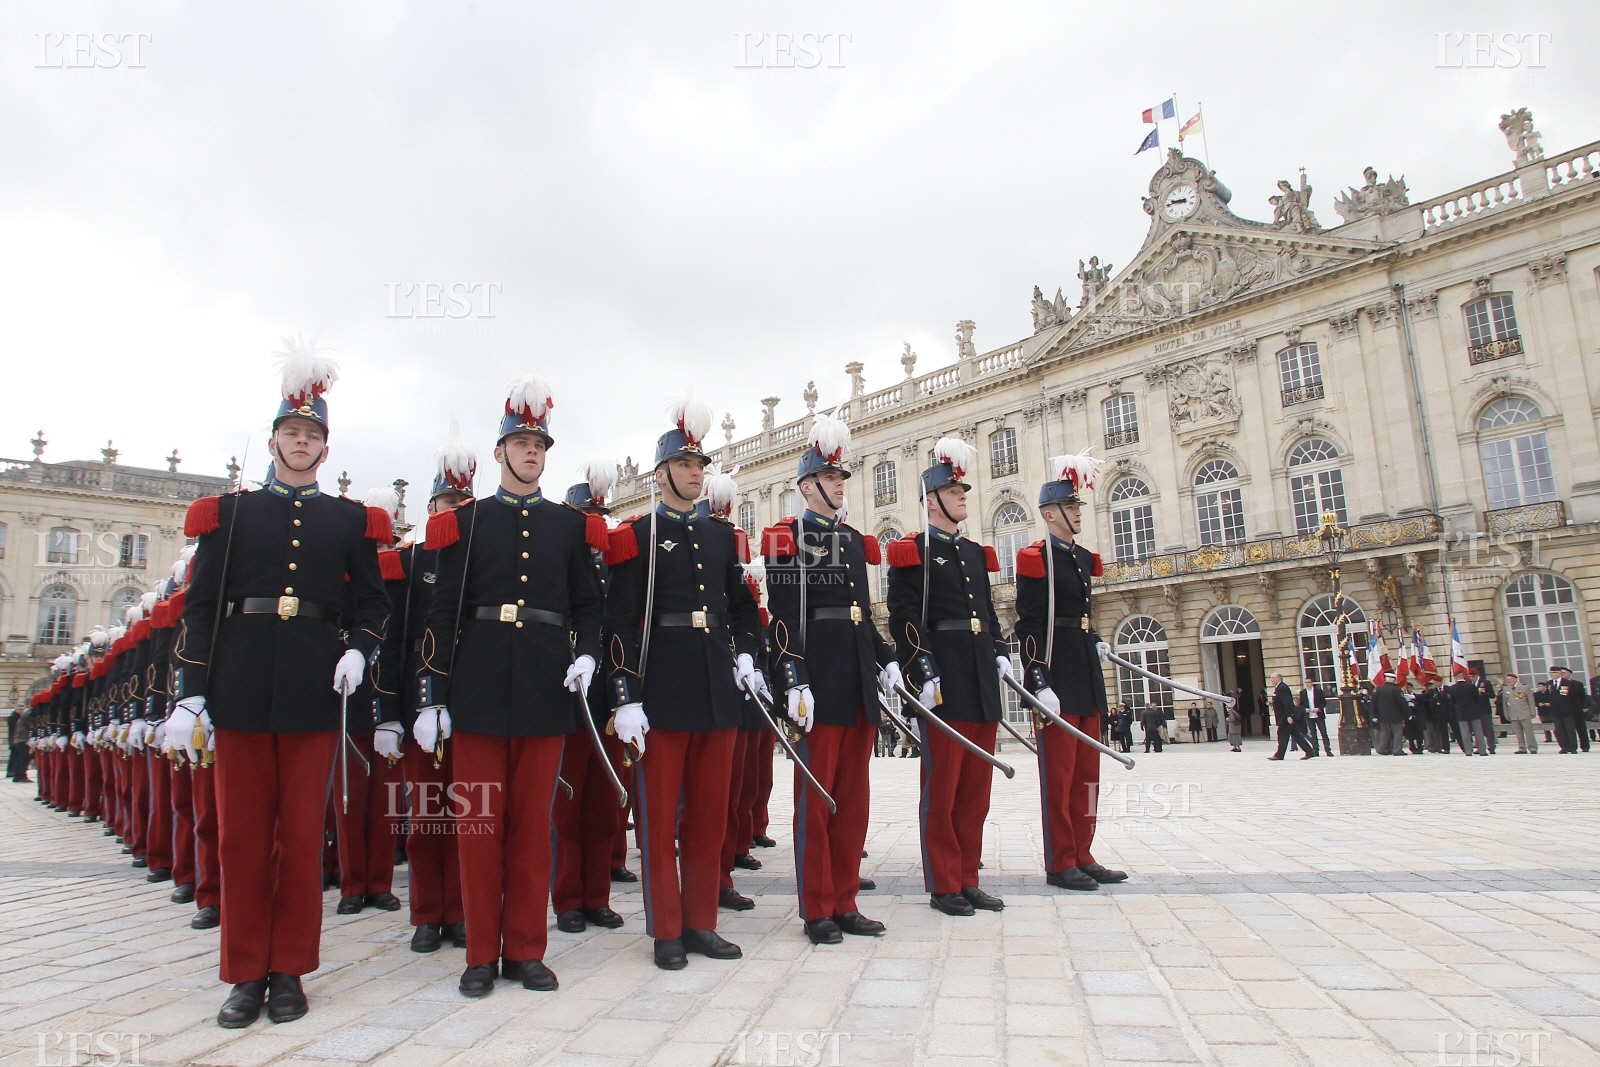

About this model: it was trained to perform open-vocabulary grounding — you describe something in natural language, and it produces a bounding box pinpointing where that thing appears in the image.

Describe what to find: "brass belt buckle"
[1081,617,1090,631]
[850,604,862,624]
[277,595,299,620]
[691,610,708,630]
[499,604,519,623]
[970,617,981,634]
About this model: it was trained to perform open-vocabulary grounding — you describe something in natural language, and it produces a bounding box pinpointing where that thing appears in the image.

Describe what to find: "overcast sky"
[3,1,1593,510]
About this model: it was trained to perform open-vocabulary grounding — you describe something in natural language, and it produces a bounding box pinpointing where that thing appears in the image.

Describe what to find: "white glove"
[786,684,815,732]
[996,656,1014,681]
[612,702,649,753]
[373,721,404,761]
[71,730,85,750]
[918,680,937,711]
[734,653,769,698]
[56,734,68,751]
[152,722,167,751]
[167,697,204,763]
[199,709,216,752]
[128,719,147,751]
[1035,687,1062,717]
[142,720,157,746]
[413,706,447,752]
[879,661,903,695]
[1096,641,1112,663]
[564,655,596,694]
[333,649,368,695]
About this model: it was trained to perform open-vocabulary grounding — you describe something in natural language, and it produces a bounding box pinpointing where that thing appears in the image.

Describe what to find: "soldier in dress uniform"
[157,555,201,907]
[603,397,765,971]
[551,461,630,935]
[168,340,391,1028]
[761,412,897,944]
[1013,451,1127,892]
[886,437,1009,917]
[414,375,606,997]
[137,590,178,886]
[381,428,474,954]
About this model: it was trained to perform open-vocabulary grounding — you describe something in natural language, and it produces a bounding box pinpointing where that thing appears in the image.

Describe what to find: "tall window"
[0,521,7,559]
[1287,439,1348,534]
[989,428,1018,478]
[1109,478,1155,561]
[1477,398,1556,509]
[1193,460,1245,546]
[779,488,798,517]
[1465,293,1522,364]
[874,526,902,602]
[737,501,756,538]
[992,503,1031,583]
[36,584,78,644]
[1297,595,1367,690]
[1504,573,1585,678]
[118,533,149,569]
[108,586,142,628]
[1103,393,1140,449]
[873,460,897,507]
[1001,635,1028,725]
[1278,343,1325,406]
[47,526,81,564]
[1115,616,1172,716]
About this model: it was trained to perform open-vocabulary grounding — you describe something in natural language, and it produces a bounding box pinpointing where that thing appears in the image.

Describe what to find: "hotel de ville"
[611,112,1600,726]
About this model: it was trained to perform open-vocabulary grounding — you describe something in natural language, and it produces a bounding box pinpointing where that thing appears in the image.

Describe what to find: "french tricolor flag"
[1142,99,1176,124]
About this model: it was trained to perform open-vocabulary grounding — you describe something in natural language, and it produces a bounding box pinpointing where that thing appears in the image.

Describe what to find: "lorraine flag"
[1180,111,1203,140]
[1415,628,1438,681]
[1141,98,1176,123]
[1366,621,1391,685]
[1450,618,1469,677]
[1135,128,1160,155]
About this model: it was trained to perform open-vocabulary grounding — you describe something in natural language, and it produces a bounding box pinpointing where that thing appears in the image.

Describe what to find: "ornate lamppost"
[1317,509,1370,755]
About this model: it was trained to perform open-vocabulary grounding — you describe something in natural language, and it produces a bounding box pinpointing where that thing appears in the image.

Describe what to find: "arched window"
[1115,616,1172,715]
[1504,573,1585,678]
[1193,459,1245,546]
[1287,438,1347,534]
[1278,343,1324,406]
[36,583,78,645]
[1297,594,1367,690]
[1477,398,1556,509]
[992,503,1031,583]
[873,526,902,603]
[1109,478,1155,561]
[108,586,142,628]
[1201,605,1261,643]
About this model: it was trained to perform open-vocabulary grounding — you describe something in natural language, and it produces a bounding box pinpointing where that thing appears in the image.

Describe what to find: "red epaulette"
[184,495,221,537]
[862,534,881,566]
[131,620,151,643]
[761,521,796,560]
[365,506,393,543]
[168,589,187,618]
[378,548,406,581]
[983,545,1000,573]
[1091,551,1103,577]
[734,527,750,564]
[72,673,86,689]
[425,504,463,550]
[585,513,611,552]
[91,659,108,679]
[1016,542,1046,579]
[886,536,921,568]
[604,523,642,566]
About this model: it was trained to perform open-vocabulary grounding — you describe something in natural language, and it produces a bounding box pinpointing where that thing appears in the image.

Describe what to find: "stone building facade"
[611,115,1600,725]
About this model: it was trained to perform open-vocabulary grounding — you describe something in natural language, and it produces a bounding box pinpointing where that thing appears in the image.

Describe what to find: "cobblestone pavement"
[3,737,1599,1067]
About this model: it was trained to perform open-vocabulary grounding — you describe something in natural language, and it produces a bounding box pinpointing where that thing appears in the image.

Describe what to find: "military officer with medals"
[603,398,764,971]
[761,412,897,944]
[170,340,391,1028]
[414,376,606,997]
[1013,451,1127,891]
[886,437,1008,917]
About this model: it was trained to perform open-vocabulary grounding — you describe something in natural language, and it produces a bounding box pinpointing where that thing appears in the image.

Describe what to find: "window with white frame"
[992,503,1031,584]
[1193,459,1245,546]
[1103,393,1139,449]
[1278,343,1325,406]
[737,501,756,537]
[36,583,78,644]
[1464,293,1521,364]
[873,526,902,603]
[1287,438,1348,534]
[778,488,798,517]
[119,532,148,569]
[989,428,1018,478]
[1108,477,1155,561]
[873,460,897,507]
[108,585,142,628]
[47,526,80,565]
[1297,594,1367,691]
[1503,573,1585,679]
[1477,397,1556,510]
[0,521,7,559]
[1115,616,1172,716]
[1001,635,1028,724]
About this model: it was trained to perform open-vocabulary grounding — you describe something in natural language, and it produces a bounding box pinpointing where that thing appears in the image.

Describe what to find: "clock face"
[1163,183,1198,220]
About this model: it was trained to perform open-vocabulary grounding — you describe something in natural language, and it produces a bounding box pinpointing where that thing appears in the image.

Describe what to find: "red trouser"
[214,729,338,983]
[610,757,636,868]
[719,730,752,892]
[111,753,126,834]
[67,744,84,812]
[146,752,174,873]
[403,743,463,927]
[751,731,775,837]
[918,719,998,894]
[333,733,403,898]
[553,729,623,914]
[192,764,221,910]
[171,764,197,888]
[128,748,150,857]
[794,719,875,921]
[1036,713,1101,873]
[634,727,736,941]
[451,731,565,967]
[737,728,766,848]
[83,746,102,819]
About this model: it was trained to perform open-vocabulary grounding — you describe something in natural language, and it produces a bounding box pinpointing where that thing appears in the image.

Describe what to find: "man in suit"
[1267,673,1313,760]
[1299,682,1334,756]
[1561,666,1589,752]
[1445,671,1491,755]
[1548,665,1586,753]
[1373,677,1409,755]
[1139,705,1164,753]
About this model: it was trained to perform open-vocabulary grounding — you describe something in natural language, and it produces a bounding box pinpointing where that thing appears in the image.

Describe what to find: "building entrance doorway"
[1199,606,1264,736]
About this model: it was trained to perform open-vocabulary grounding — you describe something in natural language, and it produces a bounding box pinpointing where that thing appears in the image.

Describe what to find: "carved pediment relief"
[1157,354,1241,441]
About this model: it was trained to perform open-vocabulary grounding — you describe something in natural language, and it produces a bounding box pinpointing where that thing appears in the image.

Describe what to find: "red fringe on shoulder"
[1091,551,1104,577]
[761,522,796,560]
[378,548,406,581]
[425,508,460,551]
[734,527,750,564]
[886,536,921,568]
[604,524,641,566]
[585,513,611,552]
[862,534,881,565]
[184,495,220,537]
[1016,544,1046,579]
[365,506,393,543]
[983,545,1000,573]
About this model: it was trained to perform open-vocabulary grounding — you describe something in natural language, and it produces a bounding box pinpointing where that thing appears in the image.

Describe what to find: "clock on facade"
[1162,183,1198,220]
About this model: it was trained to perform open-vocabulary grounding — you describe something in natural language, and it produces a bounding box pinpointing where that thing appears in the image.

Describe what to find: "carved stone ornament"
[1528,254,1567,287]
[1364,301,1398,329]
[1105,378,1123,397]
[1404,291,1439,319]
[1329,308,1362,336]
[1032,286,1072,331]
[1283,326,1302,347]
[1472,276,1494,298]
[845,362,866,398]
[1256,570,1280,621]
[1269,169,1322,234]
[900,343,918,378]
[1332,166,1410,223]
[1063,387,1088,411]
[1077,257,1113,308]
[1499,108,1545,167]
[1471,374,1539,409]
[760,397,780,432]
[1208,578,1229,604]
[803,381,818,415]
[955,320,977,359]
[1228,341,1258,364]
[1165,356,1240,430]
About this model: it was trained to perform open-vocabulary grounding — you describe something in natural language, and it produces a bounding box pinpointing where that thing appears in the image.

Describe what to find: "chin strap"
[663,464,688,504]
[932,487,959,527]
[278,445,326,475]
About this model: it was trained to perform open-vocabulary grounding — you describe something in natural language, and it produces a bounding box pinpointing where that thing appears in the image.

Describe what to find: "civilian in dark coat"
[1268,673,1314,760]
[1444,672,1490,755]
[1373,680,1409,755]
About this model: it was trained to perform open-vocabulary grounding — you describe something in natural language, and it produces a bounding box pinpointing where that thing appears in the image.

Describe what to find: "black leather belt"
[1054,616,1091,631]
[657,611,724,630]
[231,597,334,621]
[809,606,864,623]
[473,606,569,627]
[932,618,986,634]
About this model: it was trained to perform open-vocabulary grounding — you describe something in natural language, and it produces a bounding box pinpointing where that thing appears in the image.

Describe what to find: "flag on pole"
[1415,628,1437,681]
[1450,618,1469,677]
[1179,111,1203,140]
[1141,99,1176,123]
[1395,628,1414,686]
[1135,128,1160,155]
[1366,621,1390,685]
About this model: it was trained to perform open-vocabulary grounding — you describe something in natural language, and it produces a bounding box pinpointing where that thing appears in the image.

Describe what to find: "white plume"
[274,334,339,404]
[581,459,618,506]
[434,416,478,491]
[933,436,979,480]
[52,654,72,674]
[666,395,713,448]
[108,625,126,642]
[1050,448,1103,491]
[124,604,143,626]
[76,641,92,658]
[364,486,400,520]
[703,462,739,516]
[181,544,197,563]
[89,627,109,649]
[140,591,159,614]
[172,557,188,585]
[807,409,852,465]
[505,375,554,421]
[742,560,767,584]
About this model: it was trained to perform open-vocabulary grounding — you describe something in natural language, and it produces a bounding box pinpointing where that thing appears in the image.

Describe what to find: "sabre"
[571,653,628,807]
[879,700,919,746]
[741,679,836,813]
[1002,675,1135,770]
[997,715,1038,755]
[888,682,1015,779]
[556,776,573,800]
[1102,651,1236,707]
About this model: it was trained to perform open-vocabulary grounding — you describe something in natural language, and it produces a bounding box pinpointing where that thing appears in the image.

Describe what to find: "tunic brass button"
[520,575,528,582]
[294,501,302,507]
[522,530,529,538]
[522,510,529,517]
[517,599,524,606]
[692,544,699,550]
[698,584,705,591]
[285,587,294,594]
[522,552,529,559]
[687,525,694,531]
[291,539,300,547]
[293,519,302,527]
[696,563,703,570]
[288,563,297,571]
[515,621,524,628]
